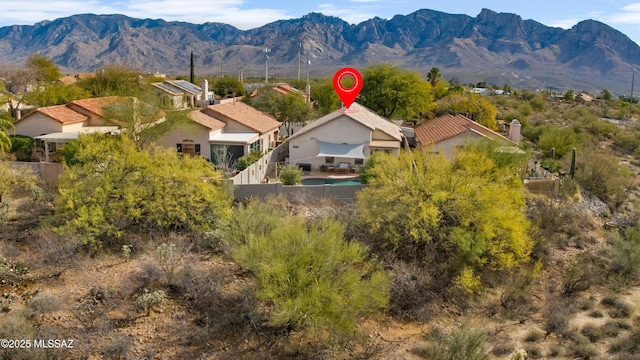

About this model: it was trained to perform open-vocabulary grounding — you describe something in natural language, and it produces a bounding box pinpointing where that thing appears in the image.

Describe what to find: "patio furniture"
[324,163,335,172]
[336,162,350,173]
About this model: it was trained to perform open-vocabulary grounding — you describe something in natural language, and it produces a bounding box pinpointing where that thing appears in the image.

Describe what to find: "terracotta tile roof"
[414,114,514,146]
[204,102,281,134]
[20,105,88,125]
[287,102,403,141]
[69,97,120,117]
[188,110,226,130]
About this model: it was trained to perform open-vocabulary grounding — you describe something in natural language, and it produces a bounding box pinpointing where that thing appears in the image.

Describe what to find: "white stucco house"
[286,103,403,171]
[156,101,281,164]
[413,114,520,158]
[12,97,121,161]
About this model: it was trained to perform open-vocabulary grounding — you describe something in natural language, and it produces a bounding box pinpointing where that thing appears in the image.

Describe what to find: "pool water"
[300,177,362,186]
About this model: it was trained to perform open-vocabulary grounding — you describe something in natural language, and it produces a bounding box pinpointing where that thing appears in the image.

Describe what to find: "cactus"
[550,147,555,160]
[570,148,577,179]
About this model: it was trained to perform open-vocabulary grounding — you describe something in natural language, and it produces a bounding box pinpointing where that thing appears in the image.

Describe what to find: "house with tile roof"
[12,97,121,161]
[151,79,213,109]
[286,103,403,172]
[414,114,519,158]
[156,101,281,164]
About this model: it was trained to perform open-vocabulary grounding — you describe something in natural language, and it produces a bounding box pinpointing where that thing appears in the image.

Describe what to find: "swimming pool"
[300,177,362,186]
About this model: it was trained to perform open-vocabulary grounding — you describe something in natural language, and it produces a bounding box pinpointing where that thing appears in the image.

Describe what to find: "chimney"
[305,84,311,103]
[201,79,209,107]
[16,109,21,120]
[509,119,521,144]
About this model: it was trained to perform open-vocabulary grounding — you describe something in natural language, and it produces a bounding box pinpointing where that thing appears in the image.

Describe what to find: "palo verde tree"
[101,96,190,150]
[77,65,143,97]
[253,90,311,137]
[55,133,232,246]
[359,63,433,120]
[232,212,389,341]
[357,145,532,292]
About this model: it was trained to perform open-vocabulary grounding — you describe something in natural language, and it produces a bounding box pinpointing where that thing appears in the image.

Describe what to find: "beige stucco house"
[286,103,403,171]
[414,114,519,158]
[12,97,120,161]
[157,101,281,164]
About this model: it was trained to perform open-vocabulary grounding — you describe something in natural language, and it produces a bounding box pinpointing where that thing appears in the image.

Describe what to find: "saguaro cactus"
[570,148,577,179]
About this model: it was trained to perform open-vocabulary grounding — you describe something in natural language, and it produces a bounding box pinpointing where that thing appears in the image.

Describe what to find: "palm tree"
[427,67,441,87]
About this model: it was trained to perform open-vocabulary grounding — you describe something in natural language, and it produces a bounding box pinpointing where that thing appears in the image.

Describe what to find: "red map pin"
[333,68,363,110]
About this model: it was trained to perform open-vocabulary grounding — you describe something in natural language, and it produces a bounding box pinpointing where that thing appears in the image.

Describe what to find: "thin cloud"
[604,2,640,25]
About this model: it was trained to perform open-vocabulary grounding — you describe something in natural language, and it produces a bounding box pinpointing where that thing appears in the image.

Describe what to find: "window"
[325,157,335,164]
[355,158,364,165]
[249,139,260,153]
[177,139,199,156]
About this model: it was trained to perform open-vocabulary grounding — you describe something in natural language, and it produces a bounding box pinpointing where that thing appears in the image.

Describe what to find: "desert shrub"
[561,255,598,297]
[521,124,545,142]
[154,239,188,285]
[569,338,599,359]
[388,261,437,321]
[136,289,166,314]
[537,126,578,158]
[174,264,260,335]
[524,330,544,342]
[600,320,630,338]
[574,149,634,209]
[233,217,389,342]
[418,326,489,360]
[581,324,604,342]
[223,195,288,248]
[0,310,41,360]
[278,164,303,185]
[601,295,633,318]
[523,345,542,359]
[544,298,569,336]
[610,327,640,354]
[9,135,34,161]
[103,335,132,359]
[613,130,640,153]
[540,158,561,173]
[589,310,604,318]
[606,227,640,283]
[29,292,60,314]
[528,95,547,112]
[235,149,263,171]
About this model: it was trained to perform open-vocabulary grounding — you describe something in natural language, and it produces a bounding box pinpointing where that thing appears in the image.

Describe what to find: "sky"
[2,0,640,45]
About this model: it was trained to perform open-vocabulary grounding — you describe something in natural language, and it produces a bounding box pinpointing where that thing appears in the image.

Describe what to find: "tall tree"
[359,63,433,120]
[190,50,195,84]
[3,53,63,118]
[427,66,441,87]
[434,93,499,130]
[210,76,246,98]
[0,115,13,153]
[22,82,90,107]
[357,147,532,291]
[310,78,340,115]
[253,91,311,137]
[56,134,231,245]
[77,65,142,97]
[101,97,189,150]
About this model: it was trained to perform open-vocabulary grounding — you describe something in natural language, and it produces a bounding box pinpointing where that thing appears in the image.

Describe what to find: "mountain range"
[0,8,638,94]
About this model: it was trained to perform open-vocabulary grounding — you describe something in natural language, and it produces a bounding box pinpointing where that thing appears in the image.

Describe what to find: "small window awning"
[317,140,366,159]
[209,132,259,144]
[370,140,400,149]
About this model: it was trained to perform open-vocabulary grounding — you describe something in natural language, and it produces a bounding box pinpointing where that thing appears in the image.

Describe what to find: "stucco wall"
[288,116,372,170]
[428,132,482,158]
[156,122,212,160]
[14,114,63,138]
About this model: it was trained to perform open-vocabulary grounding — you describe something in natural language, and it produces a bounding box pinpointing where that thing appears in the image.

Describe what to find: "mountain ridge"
[0,9,638,94]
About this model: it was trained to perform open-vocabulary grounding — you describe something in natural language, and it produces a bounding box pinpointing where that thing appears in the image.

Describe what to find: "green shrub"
[278,164,303,185]
[574,149,634,209]
[9,135,34,161]
[232,217,389,341]
[136,289,166,314]
[419,326,489,360]
[540,158,561,173]
[235,149,263,171]
[537,127,578,158]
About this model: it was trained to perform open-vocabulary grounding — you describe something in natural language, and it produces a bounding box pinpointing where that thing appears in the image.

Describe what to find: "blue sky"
[2,0,640,44]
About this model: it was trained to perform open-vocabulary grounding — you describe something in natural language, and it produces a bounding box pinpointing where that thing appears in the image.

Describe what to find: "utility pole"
[190,50,194,84]
[220,56,224,77]
[297,43,301,82]
[306,55,310,85]
[264,48,271,84]
[631,72,635,111]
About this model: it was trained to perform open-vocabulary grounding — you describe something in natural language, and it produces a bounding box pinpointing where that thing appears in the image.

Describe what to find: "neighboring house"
[12,97,121,161]
[271,83,309,102]
[470,88,492,95]
[575,93,594,103]
[414,114,520,158]
[151,79,213,109]
[157,101,281,164]
[287,102,403,171]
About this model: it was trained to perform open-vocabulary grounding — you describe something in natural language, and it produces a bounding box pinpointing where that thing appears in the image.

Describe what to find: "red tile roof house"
[12,97,121,161]
[156,101,281,165]
[414,114,520,158]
